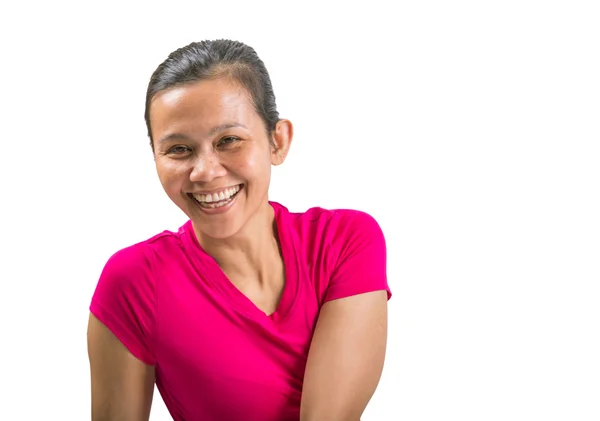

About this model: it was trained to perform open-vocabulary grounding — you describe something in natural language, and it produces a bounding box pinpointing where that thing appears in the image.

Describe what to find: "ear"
[270,119,293,166]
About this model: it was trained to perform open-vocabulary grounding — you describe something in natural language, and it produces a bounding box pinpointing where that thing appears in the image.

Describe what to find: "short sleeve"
[324,211,392,302]
[90,244,156,365]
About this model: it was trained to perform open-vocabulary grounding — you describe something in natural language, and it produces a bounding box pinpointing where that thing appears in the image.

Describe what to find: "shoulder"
[322,209,386,266]
[90,226,186,325]
[110,221,190,262]
[95,223,189,292]
[274,202,390,301]
[327,208,384,241]
[90,228,186,366]
[94,243,153,302]
[273,201,384,247]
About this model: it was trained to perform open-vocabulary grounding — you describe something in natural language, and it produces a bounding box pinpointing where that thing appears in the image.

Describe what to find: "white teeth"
[192,184,241,204]
[199,196,234,209]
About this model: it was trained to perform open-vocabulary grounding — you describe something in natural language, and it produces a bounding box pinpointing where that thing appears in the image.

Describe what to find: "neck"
[194,201,281,282]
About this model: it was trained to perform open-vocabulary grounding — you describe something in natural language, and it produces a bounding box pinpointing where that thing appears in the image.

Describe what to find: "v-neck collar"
[181,201,299,325]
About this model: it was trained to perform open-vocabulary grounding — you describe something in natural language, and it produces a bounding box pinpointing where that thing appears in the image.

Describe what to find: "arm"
[87,313,155,421]
[300,290,388,421]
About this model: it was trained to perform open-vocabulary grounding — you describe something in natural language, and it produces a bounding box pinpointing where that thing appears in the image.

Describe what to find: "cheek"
[234,147,272,177]
[156,160,189,188]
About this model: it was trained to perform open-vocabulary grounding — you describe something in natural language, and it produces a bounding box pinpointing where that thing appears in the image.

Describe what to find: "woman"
[87,39,392,421]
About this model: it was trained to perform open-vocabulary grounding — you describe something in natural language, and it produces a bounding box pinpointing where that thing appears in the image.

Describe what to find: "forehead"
[149,78,257,135]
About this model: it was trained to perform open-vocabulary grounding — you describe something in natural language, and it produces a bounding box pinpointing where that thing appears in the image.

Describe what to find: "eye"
[167,145,191,155]
[218,136,239,147]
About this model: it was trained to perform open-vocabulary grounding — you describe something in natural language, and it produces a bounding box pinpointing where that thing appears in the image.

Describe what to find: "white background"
[0,0,598,420]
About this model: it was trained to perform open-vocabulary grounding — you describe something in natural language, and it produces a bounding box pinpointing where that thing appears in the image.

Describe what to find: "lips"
[189,184,243,209]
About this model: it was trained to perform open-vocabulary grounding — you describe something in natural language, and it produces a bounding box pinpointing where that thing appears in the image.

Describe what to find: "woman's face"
[149,77,290,239]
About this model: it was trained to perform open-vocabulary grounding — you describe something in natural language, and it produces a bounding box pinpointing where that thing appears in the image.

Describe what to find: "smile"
[190,184,243,209]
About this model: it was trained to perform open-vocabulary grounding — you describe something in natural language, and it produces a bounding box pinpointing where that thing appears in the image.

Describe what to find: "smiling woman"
[87,39,392,421]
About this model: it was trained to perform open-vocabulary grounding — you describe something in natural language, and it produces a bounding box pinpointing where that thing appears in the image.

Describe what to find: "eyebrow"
[158,123,249,144]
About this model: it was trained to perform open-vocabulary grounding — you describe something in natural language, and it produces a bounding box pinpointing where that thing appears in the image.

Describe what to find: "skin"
[300,290,388,421]
[87,76,388,421]
[87,314,155,421]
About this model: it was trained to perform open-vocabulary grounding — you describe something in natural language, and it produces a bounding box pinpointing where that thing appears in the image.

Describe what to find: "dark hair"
[144,39,280,149]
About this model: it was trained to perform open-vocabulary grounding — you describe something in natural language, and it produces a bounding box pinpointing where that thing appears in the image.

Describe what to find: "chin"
[181,185,268,240]
[193,198,246,238]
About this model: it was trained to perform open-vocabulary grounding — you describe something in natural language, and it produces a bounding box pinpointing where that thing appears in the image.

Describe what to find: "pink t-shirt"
[90,201,391,421]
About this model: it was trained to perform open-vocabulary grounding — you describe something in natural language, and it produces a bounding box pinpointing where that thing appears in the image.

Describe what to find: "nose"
[189,152,227,183]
